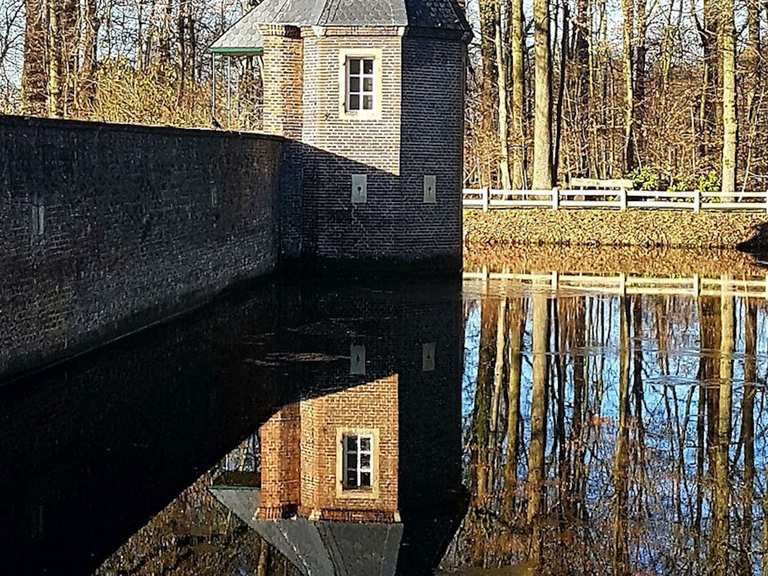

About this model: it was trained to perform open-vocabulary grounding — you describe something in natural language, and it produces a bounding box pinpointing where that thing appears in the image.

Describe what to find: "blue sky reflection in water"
[2,255,768,575]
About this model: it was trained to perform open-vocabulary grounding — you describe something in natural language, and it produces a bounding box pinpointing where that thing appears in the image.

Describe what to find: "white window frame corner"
[335,427,380,500]
[338,48,384,121]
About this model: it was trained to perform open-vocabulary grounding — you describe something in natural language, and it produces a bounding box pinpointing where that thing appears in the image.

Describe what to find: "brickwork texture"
[0,116,281,380]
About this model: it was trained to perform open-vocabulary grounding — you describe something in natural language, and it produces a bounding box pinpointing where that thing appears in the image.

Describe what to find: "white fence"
[464,269,768,300]
[463,188,768,213]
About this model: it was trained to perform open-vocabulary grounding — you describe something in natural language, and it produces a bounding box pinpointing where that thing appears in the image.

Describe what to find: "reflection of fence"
[464,269,768,299]
[463,188,768,212]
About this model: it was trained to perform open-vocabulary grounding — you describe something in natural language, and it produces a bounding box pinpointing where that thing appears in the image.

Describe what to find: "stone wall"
[0,115,282,380]
[464,208,768,249]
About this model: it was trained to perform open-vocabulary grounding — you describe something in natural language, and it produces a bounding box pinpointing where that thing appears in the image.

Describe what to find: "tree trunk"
[21,0,48,115]
[532,0,553,189]
[574,0,591,176]
[480,0,499,186]
[46,0,62,116]
[509,0,527,187]
[634,0,647,162]
[552,1,569,178]
[495,2,513,189]
[78,0,99,112]
[720,0,737,196]
[621,0,635,173]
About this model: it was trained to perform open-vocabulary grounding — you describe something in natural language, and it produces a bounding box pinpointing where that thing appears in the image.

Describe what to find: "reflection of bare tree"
[739,299,757,574]
[451,283,768,575]
[527,290,549,564]
[503,298,525,518]
[712,283,734,576]
[612,296,631,576]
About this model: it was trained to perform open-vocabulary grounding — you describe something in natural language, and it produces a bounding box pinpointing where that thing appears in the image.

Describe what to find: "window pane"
[363,95,373,110]
[363,59,373,74]
[349,76,360,93]
[360,437,371,452]
[346,471,357,487]
[349,94,360,110]
[349,59,360,74]
[360,472,371,487]
[346,436,358,452]
[346,453,358,471]
[363,77,373,92]
[360,453,371,469]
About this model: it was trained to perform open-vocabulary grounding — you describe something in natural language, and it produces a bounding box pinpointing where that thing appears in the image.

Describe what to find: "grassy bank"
[464,209,767,250]
[464,244,765,277]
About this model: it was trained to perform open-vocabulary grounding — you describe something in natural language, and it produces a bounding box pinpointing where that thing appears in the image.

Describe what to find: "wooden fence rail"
[464,269,768,300]
[463,188,768,213]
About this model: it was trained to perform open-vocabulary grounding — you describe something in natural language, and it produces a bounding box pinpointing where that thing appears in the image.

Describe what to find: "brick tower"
[210,0,471,266]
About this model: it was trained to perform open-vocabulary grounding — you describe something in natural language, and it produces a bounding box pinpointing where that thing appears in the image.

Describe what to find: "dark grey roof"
[209,0,469,52]
[210,485,403,576]
[210,14,264,53]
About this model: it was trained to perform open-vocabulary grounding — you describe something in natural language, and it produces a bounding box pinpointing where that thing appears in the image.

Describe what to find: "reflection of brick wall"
[257,375,400,522]
[302,375,399,521]
[258,403,301,518]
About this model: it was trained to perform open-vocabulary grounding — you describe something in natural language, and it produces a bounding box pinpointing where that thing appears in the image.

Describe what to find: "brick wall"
[300,30,404,260]
[400,35,465,259]
[0,116,282,380]
[292,28,465,264]
[261,25,305,258]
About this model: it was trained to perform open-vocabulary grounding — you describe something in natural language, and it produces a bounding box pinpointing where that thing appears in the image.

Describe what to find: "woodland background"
[0,0,765,191]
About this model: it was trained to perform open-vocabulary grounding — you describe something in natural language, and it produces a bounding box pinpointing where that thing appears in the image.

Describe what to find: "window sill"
[338,110,382,122]
[337,487,379,500]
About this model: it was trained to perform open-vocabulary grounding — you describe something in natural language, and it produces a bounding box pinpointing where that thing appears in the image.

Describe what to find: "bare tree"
[532,0,553,188]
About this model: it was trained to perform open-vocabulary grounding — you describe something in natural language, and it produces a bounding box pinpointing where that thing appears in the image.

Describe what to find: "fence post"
[764,190,768,214]
[693,274,700,296]
[620,189,628,211]
[551,271,559,292]
[482,187,489,212]
[694,190,701,213]
[551,187,560,211]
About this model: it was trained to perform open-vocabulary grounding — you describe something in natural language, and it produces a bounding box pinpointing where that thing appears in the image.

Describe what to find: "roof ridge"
[317,0,338,26]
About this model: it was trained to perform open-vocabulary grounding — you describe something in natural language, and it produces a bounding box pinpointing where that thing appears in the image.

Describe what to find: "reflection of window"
[346,57,375,113]
[343,434,373,489]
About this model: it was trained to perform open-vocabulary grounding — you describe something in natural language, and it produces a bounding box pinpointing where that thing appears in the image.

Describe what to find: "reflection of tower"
[259,375,400,523]
[214,376,404,575]
[211,276,466,575]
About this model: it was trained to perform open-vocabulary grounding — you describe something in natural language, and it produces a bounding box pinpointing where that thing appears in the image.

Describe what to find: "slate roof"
[210,485,404,576]
[209,0,470,53]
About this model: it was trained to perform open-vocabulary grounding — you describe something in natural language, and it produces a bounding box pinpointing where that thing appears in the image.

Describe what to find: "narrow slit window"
[343,434,373,489]
[347,57,375,113]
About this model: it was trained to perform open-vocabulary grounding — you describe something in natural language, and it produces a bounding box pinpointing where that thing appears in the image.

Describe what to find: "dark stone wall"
[0,115,282,381]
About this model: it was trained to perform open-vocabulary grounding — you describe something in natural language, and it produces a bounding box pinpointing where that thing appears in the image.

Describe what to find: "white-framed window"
[338,48,382,120]
[346,57,375,113]
[343,433,373,489]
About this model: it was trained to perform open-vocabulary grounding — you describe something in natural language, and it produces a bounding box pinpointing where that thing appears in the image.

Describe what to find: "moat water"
[2,247,768,575]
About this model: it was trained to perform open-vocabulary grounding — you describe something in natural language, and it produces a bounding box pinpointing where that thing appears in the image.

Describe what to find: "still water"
[2,248,768,575]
